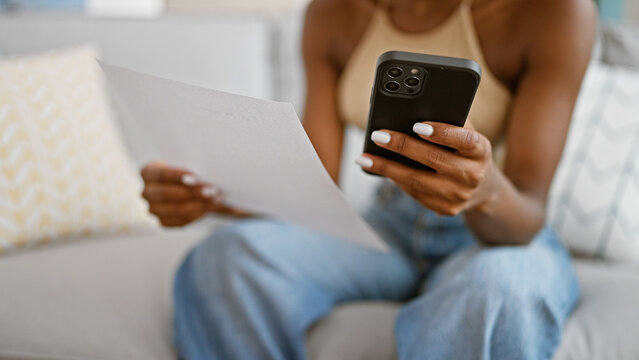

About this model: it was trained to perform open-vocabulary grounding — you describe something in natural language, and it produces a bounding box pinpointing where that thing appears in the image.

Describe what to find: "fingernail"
[371,130,391,144]
[355,156,374,168]
[201,186,221,198]
[413,123,433,136]
[181,174,198,186]
[413,123,433,137]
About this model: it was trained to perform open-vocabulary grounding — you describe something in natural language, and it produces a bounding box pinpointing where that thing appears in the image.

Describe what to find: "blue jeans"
[173,181,580,360]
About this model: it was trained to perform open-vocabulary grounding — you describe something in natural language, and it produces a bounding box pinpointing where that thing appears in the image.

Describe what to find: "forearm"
[304,116,344,184]
[464,164,546,246]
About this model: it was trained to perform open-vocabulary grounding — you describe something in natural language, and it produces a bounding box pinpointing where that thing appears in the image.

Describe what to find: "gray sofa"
[1,10,639,360]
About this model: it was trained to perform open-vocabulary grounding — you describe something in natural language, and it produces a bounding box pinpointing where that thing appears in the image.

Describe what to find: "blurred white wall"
[86,0,165,17]
[627,0,639,21]
[167,0,310,13]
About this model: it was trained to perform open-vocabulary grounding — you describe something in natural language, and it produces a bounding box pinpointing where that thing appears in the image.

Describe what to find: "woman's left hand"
[357,121,497,216]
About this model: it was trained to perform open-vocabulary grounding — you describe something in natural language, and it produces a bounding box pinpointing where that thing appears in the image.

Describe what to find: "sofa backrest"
[1,10,637,213]
[0,11,276,168]
[0,12,274,99]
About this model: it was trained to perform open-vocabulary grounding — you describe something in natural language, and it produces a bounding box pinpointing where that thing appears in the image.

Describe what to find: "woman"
[141,0,595,358]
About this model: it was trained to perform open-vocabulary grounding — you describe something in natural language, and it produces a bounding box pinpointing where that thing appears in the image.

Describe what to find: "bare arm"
[140,0,353,226]
[301,0,346,183]
[360,0,595,245]
[463,0,596,244]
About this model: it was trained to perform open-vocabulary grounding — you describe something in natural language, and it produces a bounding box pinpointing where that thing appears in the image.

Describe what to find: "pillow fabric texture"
[0,44,155,254]
[601,23,639,69]
[548,63,639,262]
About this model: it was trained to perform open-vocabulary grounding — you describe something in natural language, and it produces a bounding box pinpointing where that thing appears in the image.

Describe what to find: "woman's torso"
[333,0,520,157]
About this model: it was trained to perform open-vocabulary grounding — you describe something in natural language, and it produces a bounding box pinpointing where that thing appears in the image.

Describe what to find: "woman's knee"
[179,219,292,293]
[176,219,337,334]
[469,248,540,295]
[441,243,578,323]
[198,219,276,260]
[396,247,571,360]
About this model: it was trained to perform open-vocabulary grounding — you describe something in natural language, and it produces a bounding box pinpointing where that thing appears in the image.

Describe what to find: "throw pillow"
[548,63,639,262]
[0,44,155,254]
[601,23,639,69]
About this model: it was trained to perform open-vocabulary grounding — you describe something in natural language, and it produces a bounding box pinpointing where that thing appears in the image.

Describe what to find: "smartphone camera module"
[384,81,400,92]
[381,64,427,96]
[387,67,403,77]
[404,77,420,87]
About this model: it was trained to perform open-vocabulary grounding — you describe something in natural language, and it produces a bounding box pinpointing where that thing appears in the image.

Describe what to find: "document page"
[102,63,388,252]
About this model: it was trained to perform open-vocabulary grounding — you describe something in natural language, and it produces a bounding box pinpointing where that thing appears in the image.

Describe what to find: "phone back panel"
[363,51,481,171]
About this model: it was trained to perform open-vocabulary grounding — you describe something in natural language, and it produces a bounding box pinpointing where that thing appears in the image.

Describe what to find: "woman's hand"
[141,162,250,227]
[357,121,498,216]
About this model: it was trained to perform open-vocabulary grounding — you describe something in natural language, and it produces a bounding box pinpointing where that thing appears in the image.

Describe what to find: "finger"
[158,217,190,227]
[230,209,252,217]
[416,195,465,217]
[406,174,474,203]
[357,154,436,189]
[412,122,489,157]
[149,200,207,219]
[359,154,474,203]
[205,196,251,217]
[157,212,206,227]
[141,162,199,185]
[200,185,224,201]
[143,183,204,202]
[370,130,462,174]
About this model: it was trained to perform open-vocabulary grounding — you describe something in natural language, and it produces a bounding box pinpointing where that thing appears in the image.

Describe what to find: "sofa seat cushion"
[2,221,637,360]
[554,259,639,360]
[0,221,220,360]
[306,259,639,360]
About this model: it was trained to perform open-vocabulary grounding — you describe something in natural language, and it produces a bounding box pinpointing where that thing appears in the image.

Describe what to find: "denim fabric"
[174,181,580,360]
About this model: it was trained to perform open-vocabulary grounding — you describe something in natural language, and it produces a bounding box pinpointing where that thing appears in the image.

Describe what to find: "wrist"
[469,163,502,215]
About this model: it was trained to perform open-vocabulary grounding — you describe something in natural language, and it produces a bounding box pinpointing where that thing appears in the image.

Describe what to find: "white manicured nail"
[371,130,391,144]
[181,174,198,186]
[356,156,374,168]
[413,123,433,137]
[201,186,221,198]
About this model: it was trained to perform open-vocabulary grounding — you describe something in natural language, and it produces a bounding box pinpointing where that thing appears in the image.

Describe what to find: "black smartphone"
[363,51,481,173]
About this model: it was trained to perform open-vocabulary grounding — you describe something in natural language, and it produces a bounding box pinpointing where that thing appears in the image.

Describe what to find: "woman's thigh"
[179,217,420,308]
[174,218,421,359]
[395,227,580,359]
[424,226,578,301]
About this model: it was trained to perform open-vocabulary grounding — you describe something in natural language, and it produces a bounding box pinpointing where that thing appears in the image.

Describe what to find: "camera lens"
[384,81,400,92]
[404,77,419,87]
[387,67,403,77]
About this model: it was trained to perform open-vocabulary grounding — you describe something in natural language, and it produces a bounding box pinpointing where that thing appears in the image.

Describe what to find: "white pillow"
[548,63,639,262]
[0,44,156,254]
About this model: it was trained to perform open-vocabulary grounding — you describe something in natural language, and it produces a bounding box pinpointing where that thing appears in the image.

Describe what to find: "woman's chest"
[333,1,525,91]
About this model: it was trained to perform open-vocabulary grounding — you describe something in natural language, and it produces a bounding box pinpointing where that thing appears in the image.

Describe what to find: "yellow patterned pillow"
[0,45,156,253]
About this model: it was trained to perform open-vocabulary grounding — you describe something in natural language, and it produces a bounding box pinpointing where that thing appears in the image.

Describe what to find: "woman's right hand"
[141,162,250,227]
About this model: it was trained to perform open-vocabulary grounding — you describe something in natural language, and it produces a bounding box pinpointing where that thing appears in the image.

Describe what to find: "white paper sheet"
[101,63,388,252]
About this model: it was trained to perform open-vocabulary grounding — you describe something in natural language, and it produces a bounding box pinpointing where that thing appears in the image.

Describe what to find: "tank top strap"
[371,0,391,28]
[459,0,479,42]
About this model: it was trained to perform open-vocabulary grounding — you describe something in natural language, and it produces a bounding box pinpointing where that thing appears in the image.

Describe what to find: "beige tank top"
[338,0,513,148]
